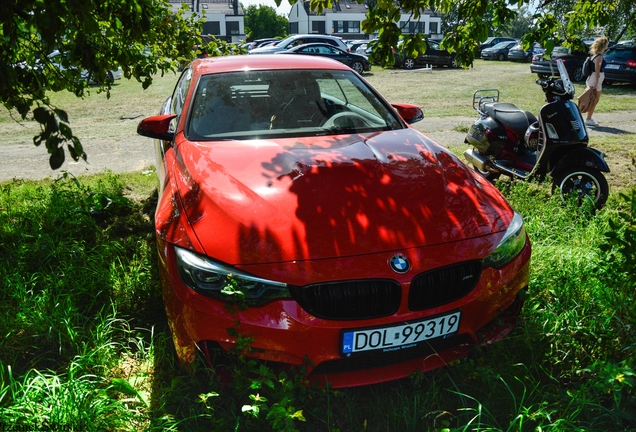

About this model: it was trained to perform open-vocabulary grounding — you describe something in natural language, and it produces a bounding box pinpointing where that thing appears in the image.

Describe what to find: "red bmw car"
[137,55,531,388]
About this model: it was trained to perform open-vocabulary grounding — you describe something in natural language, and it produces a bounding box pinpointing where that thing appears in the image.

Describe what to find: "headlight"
[483,211,527,269]
[174,246,290,306]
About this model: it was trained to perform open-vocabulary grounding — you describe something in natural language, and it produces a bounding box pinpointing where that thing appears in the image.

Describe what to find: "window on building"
[203,21,221,35]
[332,20,360,33]
[312,21,325,34]
[429,22,438,34]
[226,21,239,35]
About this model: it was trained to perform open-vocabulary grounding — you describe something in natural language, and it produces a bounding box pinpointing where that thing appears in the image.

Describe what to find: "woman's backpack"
[583,54,599,77]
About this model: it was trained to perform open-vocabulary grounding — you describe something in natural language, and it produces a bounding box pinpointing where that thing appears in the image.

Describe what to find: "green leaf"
[109,378,150,407]
[59,123,73,140]
[49,147,65,170]
[54,108,69,123]
[33,107,51,124]
[110,377,138,397]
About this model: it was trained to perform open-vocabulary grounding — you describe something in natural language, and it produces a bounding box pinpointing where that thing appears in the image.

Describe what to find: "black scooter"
[463,59,610,208]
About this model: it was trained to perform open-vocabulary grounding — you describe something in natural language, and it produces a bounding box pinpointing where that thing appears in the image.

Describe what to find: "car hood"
[170,128,512,265]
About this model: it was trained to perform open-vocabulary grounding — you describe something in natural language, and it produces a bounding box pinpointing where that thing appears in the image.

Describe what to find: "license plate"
[605,64,620,69]
[341,311,461,355]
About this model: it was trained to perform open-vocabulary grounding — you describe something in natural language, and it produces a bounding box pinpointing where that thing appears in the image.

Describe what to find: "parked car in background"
[279,43,371,73]
[243,38,279,51]
[250,34,350,54]
[136,54,531,389]
[356,43,369,54]
[603,41,636,85]
[507,42,544,62]
[395,39,457,69]
[47,50,122,83]
[530,46,588,82]
[476,37,517,57]
[346,39,367,54]
[480,41,518,60]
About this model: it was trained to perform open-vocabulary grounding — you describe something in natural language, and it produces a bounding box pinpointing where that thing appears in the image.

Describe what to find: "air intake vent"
[408,261,482,310]
[290,280,401,320]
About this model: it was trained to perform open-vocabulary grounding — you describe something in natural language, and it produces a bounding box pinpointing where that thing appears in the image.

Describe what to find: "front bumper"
[158,236,531,388]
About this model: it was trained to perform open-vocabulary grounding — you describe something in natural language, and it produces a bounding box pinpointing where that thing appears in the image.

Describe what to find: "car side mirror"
[137,114,177,141]
[391,103,424,124]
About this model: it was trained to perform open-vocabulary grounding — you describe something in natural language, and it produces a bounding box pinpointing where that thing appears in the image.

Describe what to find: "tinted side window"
[606,48,636,61]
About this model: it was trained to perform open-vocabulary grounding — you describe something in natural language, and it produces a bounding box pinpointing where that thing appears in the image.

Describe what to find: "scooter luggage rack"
[472,89,499,114]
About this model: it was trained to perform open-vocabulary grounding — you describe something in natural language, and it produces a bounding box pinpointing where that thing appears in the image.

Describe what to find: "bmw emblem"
[389,254,410,274]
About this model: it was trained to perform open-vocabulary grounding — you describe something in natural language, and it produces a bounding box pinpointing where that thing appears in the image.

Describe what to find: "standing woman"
[584,36,609,127]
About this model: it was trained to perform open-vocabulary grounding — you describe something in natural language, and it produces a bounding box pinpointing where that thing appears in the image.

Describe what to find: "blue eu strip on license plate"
[341,311,461,355]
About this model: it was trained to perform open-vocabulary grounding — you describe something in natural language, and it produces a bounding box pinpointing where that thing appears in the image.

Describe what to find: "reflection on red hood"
[170,128,512,265]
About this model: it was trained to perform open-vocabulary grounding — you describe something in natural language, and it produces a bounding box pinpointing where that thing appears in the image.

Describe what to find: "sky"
[241,0,292,15]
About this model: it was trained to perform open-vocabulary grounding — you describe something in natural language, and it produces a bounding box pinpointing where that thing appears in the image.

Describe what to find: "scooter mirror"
[556,59,575,97]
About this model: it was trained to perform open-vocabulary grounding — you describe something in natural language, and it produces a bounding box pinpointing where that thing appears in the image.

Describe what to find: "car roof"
[189,54,351,75]
[289,34,342,41]
[292,42,343,50]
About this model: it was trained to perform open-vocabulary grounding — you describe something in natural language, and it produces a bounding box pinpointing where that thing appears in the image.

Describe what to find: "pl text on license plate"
[341,311,461,355]
[605,64,620,69]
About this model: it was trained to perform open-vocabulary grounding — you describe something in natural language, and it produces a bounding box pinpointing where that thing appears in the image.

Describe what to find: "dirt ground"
[1,110,635,192]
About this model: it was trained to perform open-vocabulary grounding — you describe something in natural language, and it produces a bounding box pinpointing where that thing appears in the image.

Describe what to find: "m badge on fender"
[389,254,410,274]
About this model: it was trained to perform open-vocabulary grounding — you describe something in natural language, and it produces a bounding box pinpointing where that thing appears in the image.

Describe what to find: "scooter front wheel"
[553,167,609,209]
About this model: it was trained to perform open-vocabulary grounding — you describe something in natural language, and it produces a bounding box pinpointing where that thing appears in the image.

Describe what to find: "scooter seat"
[482,102,538,139]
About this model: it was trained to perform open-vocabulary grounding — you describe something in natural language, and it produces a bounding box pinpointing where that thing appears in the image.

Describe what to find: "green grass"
[365,60,636,117]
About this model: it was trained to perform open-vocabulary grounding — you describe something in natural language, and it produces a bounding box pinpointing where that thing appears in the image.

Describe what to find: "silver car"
[249,34,349,54]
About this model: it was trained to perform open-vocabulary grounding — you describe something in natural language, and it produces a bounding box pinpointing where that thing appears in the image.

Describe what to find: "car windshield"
[187,69,403,140]
[492,42,513,49]
[551,46,570,56]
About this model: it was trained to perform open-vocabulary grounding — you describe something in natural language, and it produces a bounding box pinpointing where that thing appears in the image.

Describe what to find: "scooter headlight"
[174,246,290,305]
[483,212,527,269]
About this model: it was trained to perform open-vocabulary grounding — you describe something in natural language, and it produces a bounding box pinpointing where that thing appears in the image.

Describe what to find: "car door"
[420,40,448,66]
[320,45,349,65]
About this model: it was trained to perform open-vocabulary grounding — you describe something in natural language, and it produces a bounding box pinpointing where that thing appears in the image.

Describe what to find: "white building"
[288,0,442,40]
[167,0,245,43]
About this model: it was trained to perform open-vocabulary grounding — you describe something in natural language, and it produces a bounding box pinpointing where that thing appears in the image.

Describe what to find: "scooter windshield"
[556,59,575,97]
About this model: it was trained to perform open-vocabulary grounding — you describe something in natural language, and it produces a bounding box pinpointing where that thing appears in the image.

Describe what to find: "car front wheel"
[403,58,416,69]
[573,66,585,82]
[350,61,364,74]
